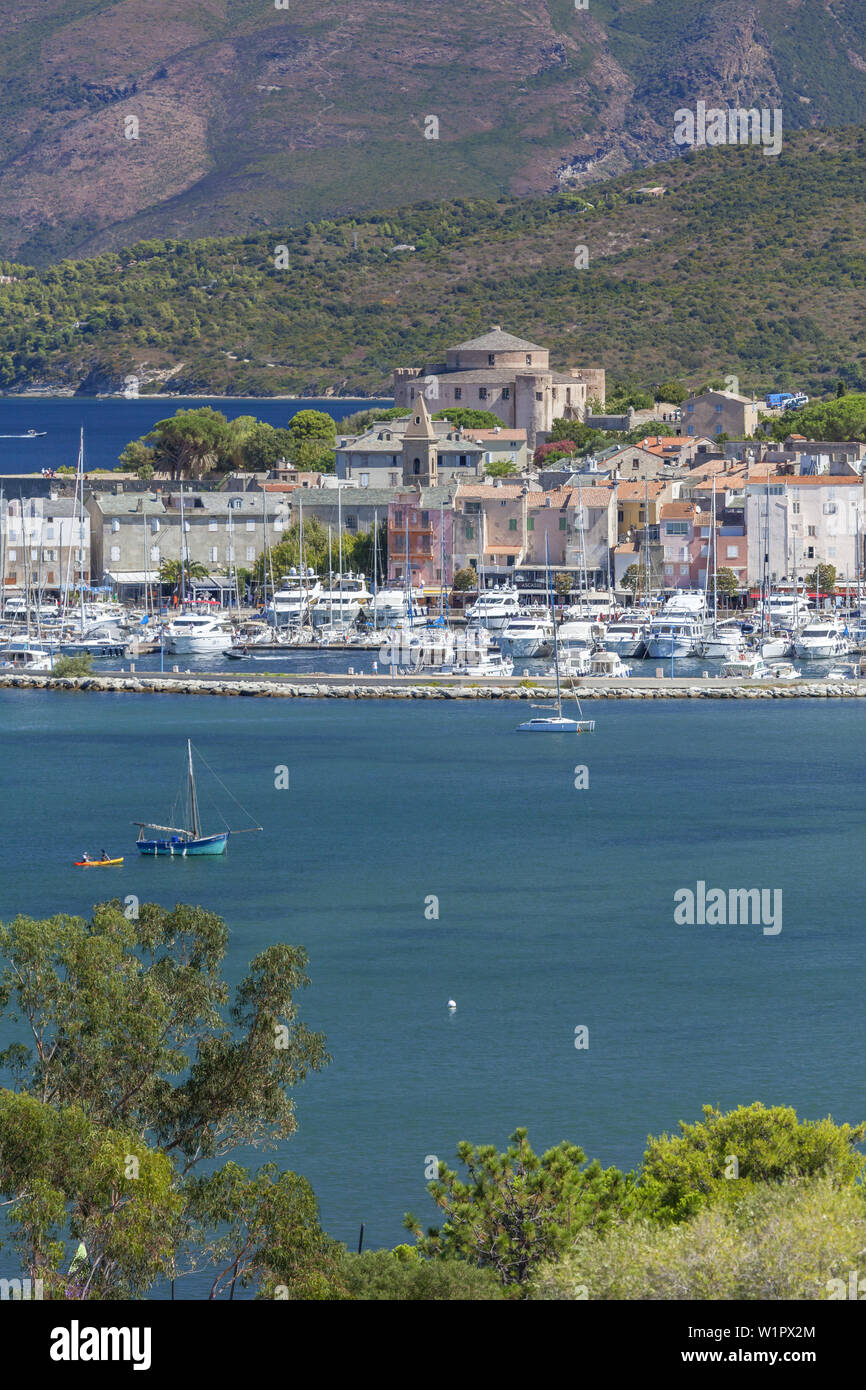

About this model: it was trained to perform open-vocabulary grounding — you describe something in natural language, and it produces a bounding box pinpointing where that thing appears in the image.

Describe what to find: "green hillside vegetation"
[2,130,866,401]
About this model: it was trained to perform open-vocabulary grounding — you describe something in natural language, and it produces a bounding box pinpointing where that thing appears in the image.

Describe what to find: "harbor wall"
[1,673,865,699]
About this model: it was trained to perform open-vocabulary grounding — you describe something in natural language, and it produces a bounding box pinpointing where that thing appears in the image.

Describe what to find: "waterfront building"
[393,325,605,448]
[1,497,90,597]
[659,500,709,589]
[744,473,865,587]
[386,489,456,591]
[87,490,291,595]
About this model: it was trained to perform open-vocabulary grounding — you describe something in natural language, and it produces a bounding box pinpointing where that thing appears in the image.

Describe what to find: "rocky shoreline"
[2,672,865,699]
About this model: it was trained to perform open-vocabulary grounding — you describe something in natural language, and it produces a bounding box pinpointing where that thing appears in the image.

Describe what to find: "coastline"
[2,671,863,699]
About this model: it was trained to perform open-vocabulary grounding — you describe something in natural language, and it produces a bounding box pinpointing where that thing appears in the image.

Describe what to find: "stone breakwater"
[2,673,865,699]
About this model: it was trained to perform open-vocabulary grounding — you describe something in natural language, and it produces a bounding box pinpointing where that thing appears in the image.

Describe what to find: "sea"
[0,689,863,1296]
[0,395,393,477]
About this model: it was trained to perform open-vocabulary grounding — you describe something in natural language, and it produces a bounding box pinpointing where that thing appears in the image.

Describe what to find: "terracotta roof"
[465,429,527,442]
[529,486,613,508]
[660,501,698,519]
[786,475,864,486]
[483,544,523,555]
[456,484,525,499]
[616,480,667,499]
[615,542,640,553]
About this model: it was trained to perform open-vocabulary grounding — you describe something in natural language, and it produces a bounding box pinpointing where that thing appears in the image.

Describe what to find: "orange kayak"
[74,858,124,867]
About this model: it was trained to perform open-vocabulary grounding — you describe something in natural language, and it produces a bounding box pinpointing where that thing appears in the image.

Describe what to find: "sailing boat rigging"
[134,740,262,856]
[517,534,595,733]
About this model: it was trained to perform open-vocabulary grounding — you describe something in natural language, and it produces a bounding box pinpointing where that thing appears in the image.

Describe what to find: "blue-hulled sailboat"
[134,740,260,856]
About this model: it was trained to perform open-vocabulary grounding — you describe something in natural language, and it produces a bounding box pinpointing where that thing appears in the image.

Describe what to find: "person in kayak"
[100,849,110,861]
[82,852,90,862]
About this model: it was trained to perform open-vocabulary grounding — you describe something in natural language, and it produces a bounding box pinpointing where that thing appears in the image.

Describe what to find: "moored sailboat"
[134,740,261,856]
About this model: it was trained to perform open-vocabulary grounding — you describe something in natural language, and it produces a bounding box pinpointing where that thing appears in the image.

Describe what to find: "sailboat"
[517,536,595,733]
[134,740,262,856]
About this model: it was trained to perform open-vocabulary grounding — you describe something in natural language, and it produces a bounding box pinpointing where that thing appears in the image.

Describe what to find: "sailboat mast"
[547,532,562,714]
[711,477,718,632]
[78,428,86,636]
[188,739,200,839]
[179,485,187,611]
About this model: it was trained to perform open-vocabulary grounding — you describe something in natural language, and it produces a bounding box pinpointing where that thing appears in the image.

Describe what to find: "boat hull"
[517,717,595,733]
[137,832,230,856]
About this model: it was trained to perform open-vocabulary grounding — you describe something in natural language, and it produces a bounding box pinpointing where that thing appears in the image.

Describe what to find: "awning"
[104,571,159,584]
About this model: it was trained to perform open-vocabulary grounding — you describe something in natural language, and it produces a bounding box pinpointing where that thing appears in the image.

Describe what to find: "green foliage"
[159,558,209,590]
[289,409,337,444]
[637,1103,866,1225]
[606,386,654,412]
[655,380,687,405]
[3,131,866,399]
[484,459,518,477]
[340,1248,506,1300]
[713,566,740,597]
[620,564,641,593]
[805,563,837,593]
[51,654,93,677]
[0,1091,182,1299]
[0,901,329,1171]
[405,1128,632,1286]
[532,1177,866,1301]
[553,573,573,596]
[452,566,477,591]
[766,393,866,442]
[143,408,231,480]
[185,1161,346,1301]
[432,408,502,429]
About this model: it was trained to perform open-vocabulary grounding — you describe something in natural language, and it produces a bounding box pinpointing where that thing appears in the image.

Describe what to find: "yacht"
[557,619,599,658]
[645,615,706,658]
[767,594,811,630]
[369,586,422,627]
[603,618,647,658]
[498,616,554,659]
[0,638,54,672]
[165,614,234,654]
[265,570,321,627]
[588,650,632,679]
[720,652,772,680]
[696,622,746,660]
[765,660,800,682]
[794,619,849,660]
[311,573,371,629]
[555,647,592,677]
[563,592,619,623]
[464,587,521,632]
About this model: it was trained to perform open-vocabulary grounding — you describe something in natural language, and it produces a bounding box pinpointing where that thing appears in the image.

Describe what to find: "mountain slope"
[1,128,865,400]
[1,0,866,261]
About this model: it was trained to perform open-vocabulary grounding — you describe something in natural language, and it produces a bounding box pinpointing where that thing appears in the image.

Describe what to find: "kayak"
[74,858,124,867]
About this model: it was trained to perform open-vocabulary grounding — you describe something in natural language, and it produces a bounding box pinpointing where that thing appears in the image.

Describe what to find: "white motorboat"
[165,614,234,654]
[603,618,646,657]
[696,622,747,660]
[498,616,554,659]
[265,570,321,627]
[465,586,521,632]
[369,586,417,626]
[825,661,861,681]
[720,652,772,679]
[556,647,592,677]
[588,650,632,679]
[0,638,54,672]
[311,574,371,629]
[765,660,800,681]
[645,615,707,658]
[794,620,849,661]
[759,635,792,660]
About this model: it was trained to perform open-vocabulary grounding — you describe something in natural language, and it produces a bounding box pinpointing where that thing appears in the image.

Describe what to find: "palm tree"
[159,557,209,601]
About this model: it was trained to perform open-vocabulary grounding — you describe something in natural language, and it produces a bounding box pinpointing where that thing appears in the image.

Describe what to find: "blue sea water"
[0,690,863,1295]
[0,395,393,476]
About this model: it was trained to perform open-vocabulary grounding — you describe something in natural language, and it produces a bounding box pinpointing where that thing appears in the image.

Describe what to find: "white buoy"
[447,999,456,1010]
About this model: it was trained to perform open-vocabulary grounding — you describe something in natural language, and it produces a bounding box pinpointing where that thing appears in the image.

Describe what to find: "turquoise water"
[0,691,863,1290]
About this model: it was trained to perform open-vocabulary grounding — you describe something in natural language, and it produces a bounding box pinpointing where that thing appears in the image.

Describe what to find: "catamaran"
[134,740,262,856]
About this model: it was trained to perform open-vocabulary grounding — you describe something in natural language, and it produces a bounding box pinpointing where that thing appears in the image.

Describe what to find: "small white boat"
[603,619,646,657]
[0,638,54,672]
[588,650,631,679]
[825,661,860,681]
[697,623,746,660]
[517,715,593,733]
[720,652,771,679]
[765,660,800,682]
[165,614,234,654]
[465,587,521,632]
